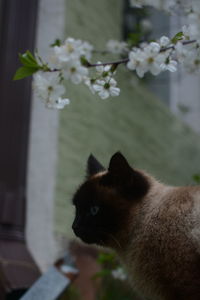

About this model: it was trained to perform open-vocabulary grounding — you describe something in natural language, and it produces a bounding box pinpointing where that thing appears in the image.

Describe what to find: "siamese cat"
[72,152,200,300]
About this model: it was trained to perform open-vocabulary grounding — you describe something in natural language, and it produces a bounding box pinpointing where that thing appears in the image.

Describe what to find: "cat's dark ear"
[107,152,150,199]
[87,154,105,177]
[108,152,132,178]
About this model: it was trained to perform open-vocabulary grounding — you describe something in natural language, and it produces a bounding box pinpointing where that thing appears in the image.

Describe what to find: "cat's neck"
[118,174,174,255]
[144,174,174,208]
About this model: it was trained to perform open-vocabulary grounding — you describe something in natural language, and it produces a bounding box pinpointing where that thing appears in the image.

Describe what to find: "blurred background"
[1,0,200,299]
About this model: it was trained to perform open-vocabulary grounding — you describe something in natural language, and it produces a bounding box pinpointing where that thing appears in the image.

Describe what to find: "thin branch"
[87,39,197,68]
[160,39,197,52]
[88,58,129,68]
[47,39,197,71]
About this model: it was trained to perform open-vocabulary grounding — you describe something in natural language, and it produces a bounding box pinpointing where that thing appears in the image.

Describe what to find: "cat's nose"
[72,221,78,231]
[72,222,81,237]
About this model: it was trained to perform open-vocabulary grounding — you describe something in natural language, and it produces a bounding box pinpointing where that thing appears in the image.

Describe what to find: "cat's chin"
[79,236,101,245]
[73,227,106,245]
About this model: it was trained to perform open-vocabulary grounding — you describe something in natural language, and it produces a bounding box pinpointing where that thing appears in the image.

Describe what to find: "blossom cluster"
[129,0,200,14]
[128,0,200,76]
[127,37,177,77]
[14,0,200,109]
[85,63,120,99]
[32,32,199,108]
[129,0,200,43]
[33,38,121,109]
[127,27,200,78]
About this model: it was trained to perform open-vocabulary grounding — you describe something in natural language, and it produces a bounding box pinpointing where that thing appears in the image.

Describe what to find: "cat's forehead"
[72,179,99,205]
[72,172,113,206]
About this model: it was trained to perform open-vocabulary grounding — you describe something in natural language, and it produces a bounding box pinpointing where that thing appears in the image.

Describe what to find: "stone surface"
[20,266,70,300]
[69,242,101,300]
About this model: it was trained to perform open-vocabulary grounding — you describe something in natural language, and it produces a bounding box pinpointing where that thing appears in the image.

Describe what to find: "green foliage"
[127,21,147,47]
[95,251,136,300]
[59,250,136,300]
[59,285,80,300]
[19,50,38,67]
[171,32,184,44]
[93,251,117,280]
[50,38,62,47]
[97,251,116,265]
[192,174,200,184]
[93,269,112,279]
[80,55,90,67]
[13,66,39,80]
[96,278,136,300]
[13,50,40,80]
[127,32,142,47]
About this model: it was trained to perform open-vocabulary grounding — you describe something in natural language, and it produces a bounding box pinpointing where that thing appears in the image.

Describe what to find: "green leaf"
[13,66,39,80]
[171,32,184,44]
[110,63,118,73]
[50,39,62,47]
[26,50,37,63]
[192,174,200,184]
[97,252,116,264]
[80,55,90,67]
[127,32,141,47]
[92,269,111,279]
[19,51,39,68]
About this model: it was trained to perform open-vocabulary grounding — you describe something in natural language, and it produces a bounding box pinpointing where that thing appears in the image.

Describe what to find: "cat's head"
[72,152,150,249]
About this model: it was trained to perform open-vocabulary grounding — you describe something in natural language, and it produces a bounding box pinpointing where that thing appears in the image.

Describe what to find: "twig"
[87,39,197,68]
[47,39,197,71]
[88,58,129,68]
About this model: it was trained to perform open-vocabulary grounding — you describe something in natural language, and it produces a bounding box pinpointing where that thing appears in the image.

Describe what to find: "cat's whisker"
[108,233,122,250]
[98,228,122,250]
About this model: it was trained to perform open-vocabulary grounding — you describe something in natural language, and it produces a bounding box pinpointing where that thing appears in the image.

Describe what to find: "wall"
[26,0,66,271]
[170,17,200,134]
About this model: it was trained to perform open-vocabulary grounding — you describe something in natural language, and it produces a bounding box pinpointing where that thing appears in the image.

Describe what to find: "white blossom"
[95,62,115,79]
[28,0,200,109]
[140,19,153,33]
[144,0,162,9]
[160,56,177,72]
[84,78,96,94]
[174,40,200,73]
[159,36,171,47]
[53,37,93,66]
[33,71,70,109]
[129,0,144,8]
[127,41,178,77]
[129,0,199,12]
[182,25,199,41]
[106,40,128,55]
[141,42,163,76]
[175,42,188,63]
[181,48,200,74]
[129,0,168,10]
[111,267,127,281]
[175,41,197,63]
[63,60,88,84]
[92,78,120,99]
[127,48,147,77]
[46,97,70,109]
[162,0,178,12]
[53,38,82,64]
[79,40,94,60]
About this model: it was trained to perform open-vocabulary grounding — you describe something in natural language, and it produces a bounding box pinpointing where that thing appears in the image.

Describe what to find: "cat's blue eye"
[90,206,99,216]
